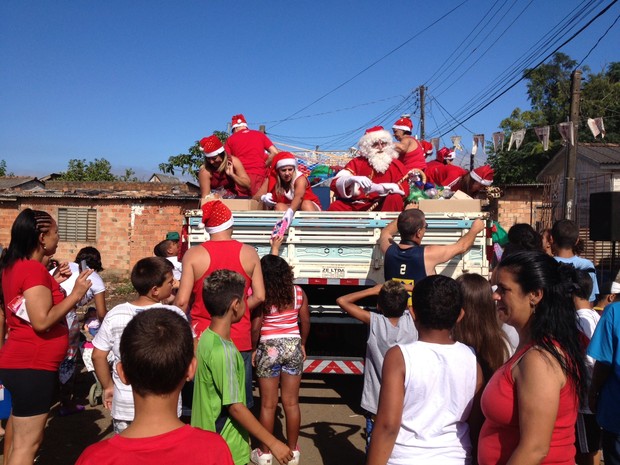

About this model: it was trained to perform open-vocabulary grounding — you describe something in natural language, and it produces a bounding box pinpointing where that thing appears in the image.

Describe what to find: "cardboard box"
[418,198,481,213]
[221,199,263,211]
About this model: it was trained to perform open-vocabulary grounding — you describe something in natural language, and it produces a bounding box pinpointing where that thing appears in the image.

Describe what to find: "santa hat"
[420,140,434,156]
[470,165,494,186]
[231,114,248,130]
[392,117,413,133]
[200,200,234,234]
[359,126,393,149]
[199,135,225,158]
[436,147,455,163]
[272,152,297,170]
[268,152,298,193]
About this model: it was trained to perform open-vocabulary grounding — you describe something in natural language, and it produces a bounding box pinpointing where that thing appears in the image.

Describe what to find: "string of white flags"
[434,116,606,155]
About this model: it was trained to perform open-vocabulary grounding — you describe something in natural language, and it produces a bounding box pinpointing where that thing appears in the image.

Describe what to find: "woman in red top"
[478,251,586,465]
[197,134,251,203]
[0,209,92,465]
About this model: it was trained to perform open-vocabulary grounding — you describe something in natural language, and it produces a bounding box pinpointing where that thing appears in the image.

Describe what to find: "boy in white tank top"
[367,275,484,465]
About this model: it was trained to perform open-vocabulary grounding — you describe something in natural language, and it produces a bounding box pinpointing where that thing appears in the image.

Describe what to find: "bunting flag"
[513,129,526,150]
[534,126,550,151]
[472,134,485,156]
[587,117,606,139]
[558,122,574,145]
[430,137,440,152]
[492,132,505,152]
[508,132,515,151]
[450,136,463,151]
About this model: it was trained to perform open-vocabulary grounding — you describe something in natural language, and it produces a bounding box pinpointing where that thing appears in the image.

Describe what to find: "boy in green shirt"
[191,269,292,465]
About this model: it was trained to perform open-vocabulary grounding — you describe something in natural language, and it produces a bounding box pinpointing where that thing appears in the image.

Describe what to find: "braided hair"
[0,208,55,307]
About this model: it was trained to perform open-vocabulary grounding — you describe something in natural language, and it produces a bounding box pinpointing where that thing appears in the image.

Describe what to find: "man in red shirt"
[174,200,265,408]
[224,114,280,195]
[329,126,409,212]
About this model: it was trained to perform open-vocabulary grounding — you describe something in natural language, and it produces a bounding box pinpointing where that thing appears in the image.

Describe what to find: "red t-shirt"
[189,240,252,351]
[0,259,68,371]
[224,129,274,176]
[427,163,467,190]
[478,343,578,465]
[75,425,234,465]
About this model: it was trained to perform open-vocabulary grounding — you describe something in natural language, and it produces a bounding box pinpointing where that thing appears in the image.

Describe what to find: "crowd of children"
[1,199,620,465]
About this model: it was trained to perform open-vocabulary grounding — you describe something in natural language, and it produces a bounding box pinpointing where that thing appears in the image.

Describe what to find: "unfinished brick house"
[0,181,200,279]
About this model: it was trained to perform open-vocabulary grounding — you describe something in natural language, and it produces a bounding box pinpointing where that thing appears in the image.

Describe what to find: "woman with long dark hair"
[0,209,92,465]
[478,251,586,465]
[453,273,510,382]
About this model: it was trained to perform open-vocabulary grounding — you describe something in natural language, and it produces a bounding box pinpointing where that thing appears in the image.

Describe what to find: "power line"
[575,10,620,69]
[433,0,619,138]
[268,1,470,130]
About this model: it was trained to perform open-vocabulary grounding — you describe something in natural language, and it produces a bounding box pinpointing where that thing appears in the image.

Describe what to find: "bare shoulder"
[514,346,566,387]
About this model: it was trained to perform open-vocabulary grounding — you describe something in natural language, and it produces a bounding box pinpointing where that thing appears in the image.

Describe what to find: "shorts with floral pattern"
[255,337,303,378]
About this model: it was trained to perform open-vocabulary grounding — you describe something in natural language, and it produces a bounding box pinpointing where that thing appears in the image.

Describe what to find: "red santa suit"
[224,114,276,194]
[399,142,426,172]
[268,169,321,209]
[328,127,409,212]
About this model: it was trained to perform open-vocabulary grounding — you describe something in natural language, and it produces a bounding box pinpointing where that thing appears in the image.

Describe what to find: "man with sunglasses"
[329,126,409,212]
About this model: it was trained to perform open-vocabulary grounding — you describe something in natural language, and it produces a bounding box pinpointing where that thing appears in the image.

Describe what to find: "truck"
[184,203,490,374]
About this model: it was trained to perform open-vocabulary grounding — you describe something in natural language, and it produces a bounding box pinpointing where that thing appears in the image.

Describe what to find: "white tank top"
[388,341,477,465]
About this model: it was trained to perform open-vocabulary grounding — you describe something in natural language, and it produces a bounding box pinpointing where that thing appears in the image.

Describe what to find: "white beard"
[364,145,398,174]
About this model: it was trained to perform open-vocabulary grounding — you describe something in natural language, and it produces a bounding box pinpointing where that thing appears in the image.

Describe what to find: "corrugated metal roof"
[0,176,41,189]
[0,189,199,201]
[578,144,620,165]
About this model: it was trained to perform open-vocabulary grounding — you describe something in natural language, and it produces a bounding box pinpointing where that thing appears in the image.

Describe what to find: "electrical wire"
[267,1,470,130]
[429,0,617,137]
[575,10,620,69]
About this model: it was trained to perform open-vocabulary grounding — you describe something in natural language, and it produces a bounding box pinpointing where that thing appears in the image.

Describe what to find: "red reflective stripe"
[340,279,360,286]
[308,278,328,285]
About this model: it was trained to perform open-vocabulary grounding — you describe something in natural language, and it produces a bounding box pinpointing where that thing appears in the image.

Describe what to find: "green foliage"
[57,158,129,181]
[0,160,7,177]
[119,168,139,182]
[159,130,229,179]
[487,141,561,184]
[492,54,619,184]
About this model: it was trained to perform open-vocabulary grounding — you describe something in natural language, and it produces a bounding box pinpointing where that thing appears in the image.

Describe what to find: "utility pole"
[564,69,581,220]
[419,86,426,140]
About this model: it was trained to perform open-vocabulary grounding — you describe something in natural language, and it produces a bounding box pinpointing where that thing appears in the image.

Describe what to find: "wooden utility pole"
[419,86,426,140]
[564,69,582,220]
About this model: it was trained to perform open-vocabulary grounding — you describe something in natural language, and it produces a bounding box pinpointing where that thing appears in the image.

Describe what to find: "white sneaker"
[288,449,301,465]
[250,448,273,465]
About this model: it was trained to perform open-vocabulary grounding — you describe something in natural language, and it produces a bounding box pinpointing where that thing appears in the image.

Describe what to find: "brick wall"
[0,197,198,280]
[495,185,545,230]
[45,180,199,193]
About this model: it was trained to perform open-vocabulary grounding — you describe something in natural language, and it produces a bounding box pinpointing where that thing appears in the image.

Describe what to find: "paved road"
[1,372,367,465]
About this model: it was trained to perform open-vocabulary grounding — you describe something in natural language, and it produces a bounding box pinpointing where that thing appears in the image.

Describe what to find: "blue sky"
[1,1,619,179]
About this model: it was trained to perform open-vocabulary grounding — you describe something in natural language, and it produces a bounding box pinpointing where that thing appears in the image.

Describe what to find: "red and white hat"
[231,114,248,130]
[272,152,297,170]
[470,165,494,186]
[436,147,455,163]
[200,200,234,234]
[392,117,413,132]
[420,140,434,156]
[199,135,225,158]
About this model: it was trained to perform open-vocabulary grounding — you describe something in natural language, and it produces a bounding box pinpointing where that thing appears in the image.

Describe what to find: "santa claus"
[328,126,409,212]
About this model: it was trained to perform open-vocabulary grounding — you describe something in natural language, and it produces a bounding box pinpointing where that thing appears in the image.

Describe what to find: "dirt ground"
[0,371,367,465]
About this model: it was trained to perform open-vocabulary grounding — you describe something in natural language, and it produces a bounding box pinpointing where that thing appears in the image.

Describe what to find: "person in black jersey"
[379,208,485,289]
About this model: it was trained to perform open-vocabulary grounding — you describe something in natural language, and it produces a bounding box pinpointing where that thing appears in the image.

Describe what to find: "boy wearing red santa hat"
[392,116,427,171]
[224,114,280,195]
[173,200,265,409]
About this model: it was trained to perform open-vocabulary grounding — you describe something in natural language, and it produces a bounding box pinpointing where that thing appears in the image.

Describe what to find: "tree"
[58,158,121,181]
[489,54,619,183]
[159,130,228,179]
[0,160,7,177]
